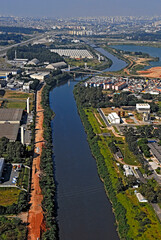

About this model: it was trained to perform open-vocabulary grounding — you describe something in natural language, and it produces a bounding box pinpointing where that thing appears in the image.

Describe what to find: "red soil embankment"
[28,87,45,240]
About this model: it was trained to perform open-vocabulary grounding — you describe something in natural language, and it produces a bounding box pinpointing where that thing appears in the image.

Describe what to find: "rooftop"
[0,109,23,122]
[0,124,20,141]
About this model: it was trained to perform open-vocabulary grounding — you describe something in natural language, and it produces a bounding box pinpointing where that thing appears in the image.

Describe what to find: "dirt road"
[28,86,45,240]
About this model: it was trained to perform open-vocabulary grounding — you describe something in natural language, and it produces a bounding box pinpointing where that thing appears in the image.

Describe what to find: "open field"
[5,101,26,109]
[138,66,161,78]
[4,91,34,100]
[0,188,21,206]
[117,142,140,166]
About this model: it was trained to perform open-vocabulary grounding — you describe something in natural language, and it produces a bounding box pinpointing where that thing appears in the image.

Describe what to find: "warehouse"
[136,103,150,113]
[107,112,120,124]
[50,49,93,59]
[27,58,40,66]
[30,72,49,81]
[0,109,23,124]
[46,61,67,70]
[0,124,20,142]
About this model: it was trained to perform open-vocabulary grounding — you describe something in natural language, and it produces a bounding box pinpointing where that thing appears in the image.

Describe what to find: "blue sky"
[0,0,160,17]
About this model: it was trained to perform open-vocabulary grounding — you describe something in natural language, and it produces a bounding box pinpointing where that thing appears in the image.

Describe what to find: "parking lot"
[0,163,20,186]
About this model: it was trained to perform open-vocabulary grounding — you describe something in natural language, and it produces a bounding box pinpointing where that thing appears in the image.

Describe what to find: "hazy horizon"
[0,0,161,18]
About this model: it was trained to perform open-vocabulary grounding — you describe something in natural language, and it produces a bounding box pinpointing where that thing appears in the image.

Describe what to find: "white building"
[27,58,40,66]
[50,49,93,59]
[30,72,49,81]
[107,112,120,124]
[136,103,150,113]
[23,82,33,91]
[46,61,67,70]
[123,165,134,177]
[135,192,148,203]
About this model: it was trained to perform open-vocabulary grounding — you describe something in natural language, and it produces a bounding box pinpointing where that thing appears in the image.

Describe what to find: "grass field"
[4,91,34,100]
[0,188,21,206]
[5,101,26,109]
[117,142,140,166]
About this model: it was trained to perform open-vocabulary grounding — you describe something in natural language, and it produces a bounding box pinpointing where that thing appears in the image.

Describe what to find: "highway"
[0,32,48,57]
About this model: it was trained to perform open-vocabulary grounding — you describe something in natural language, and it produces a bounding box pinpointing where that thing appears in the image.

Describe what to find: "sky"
[0,0,161,18]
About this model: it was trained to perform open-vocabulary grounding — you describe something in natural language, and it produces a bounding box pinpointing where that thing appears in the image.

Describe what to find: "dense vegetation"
[0,33,25,43]
[0,137,30,164]
[0,26,43,34]
[7,44,63,63]
[75,85,111,108]
[113,92,142,107]
[124,127,161,204]
[110,31,161,42]
[0,190,28,215]
[0,216,27,240]
[40,70,71,239]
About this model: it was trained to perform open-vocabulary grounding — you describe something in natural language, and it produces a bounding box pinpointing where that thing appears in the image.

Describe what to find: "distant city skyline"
[0,0,160,18]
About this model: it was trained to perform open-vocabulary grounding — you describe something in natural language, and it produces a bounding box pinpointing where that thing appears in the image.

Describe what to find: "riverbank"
[28,85,45,240]
[73,84,161,239]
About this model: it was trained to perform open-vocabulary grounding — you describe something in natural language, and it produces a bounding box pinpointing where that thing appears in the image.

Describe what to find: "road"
[0,32,48,57]
[151,203,161,221]
[97,108,110,126]
[28,84,45,240]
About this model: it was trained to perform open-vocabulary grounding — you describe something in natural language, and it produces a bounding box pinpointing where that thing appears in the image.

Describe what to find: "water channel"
[50,78,119,240]
[49,44,161,240]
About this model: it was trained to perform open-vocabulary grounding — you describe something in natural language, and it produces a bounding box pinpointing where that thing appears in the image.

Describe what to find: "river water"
[95,47,127,71]
[50,44,160,240]
[113,44,161,69]
[50,76,119,240]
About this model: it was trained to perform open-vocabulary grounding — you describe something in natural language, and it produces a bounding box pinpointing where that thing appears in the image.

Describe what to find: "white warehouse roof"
[50,49,93,59]
[136,103,150,109]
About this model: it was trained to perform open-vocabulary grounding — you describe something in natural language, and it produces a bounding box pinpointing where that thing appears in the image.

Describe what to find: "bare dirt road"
[28,86,45,240]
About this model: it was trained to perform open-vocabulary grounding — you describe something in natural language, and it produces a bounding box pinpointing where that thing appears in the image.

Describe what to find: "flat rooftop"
[0,123,20,141]
[0,109,23,122]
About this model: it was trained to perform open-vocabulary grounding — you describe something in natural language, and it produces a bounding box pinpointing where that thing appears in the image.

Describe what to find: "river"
[95,47,127,72]
[49,44,161,240]
[50,76,119,240]
[113,44,161,69]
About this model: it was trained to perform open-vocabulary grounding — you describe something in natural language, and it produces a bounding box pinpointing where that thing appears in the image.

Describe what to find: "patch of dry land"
[138,66,161,78]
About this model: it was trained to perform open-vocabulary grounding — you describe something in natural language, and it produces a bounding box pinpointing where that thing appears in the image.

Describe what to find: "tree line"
[7,44,63,63]
[40,70,71,239]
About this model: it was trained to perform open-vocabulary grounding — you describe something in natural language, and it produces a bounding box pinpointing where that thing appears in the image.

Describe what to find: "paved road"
[97,108,110,127]
[151,203,161,221]
[0,32,47,57]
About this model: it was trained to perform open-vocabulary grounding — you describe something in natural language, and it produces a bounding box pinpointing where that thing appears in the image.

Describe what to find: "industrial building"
[30,72,49,81]
[50,49,93,59]
[136,103,150,113]
[0,109,23,124]
[0,124,20,142]
[0,158,5,180]
[46,61,67,70]
[136,103,150,122]
[107,112,120,124]
[0,109,23,142]
[27,58,40,66]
